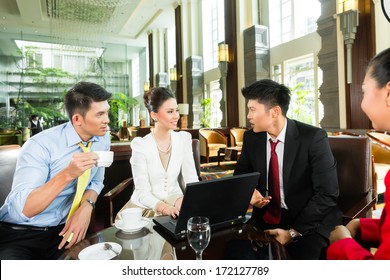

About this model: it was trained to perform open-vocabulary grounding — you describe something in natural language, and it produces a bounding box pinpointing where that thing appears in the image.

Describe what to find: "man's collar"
[267,118,287,143]
[64,121,98,147]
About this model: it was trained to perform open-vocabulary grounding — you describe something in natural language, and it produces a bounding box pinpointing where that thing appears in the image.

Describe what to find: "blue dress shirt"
[0,122,110,227]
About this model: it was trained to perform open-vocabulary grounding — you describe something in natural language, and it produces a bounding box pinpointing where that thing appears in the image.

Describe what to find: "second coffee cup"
[119,208,142,228]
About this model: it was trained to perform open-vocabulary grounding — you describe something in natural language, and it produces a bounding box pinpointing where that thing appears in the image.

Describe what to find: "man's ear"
[271,106,282,117]
[72,113,83,126]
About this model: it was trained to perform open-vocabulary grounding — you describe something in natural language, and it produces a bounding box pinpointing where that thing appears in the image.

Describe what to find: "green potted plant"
[287,83,313,125]
[108,93,139,132]
[200,98,212,128]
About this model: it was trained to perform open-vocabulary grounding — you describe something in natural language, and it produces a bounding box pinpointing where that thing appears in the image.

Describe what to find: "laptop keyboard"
[169,217,179,226]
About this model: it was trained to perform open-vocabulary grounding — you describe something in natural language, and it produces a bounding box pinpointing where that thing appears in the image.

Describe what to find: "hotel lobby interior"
[1,0,390,260]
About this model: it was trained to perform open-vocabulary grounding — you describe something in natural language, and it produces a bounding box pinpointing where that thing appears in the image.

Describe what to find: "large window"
[202,0,225,71]
[269,0,320,47]
[271,54,323,126]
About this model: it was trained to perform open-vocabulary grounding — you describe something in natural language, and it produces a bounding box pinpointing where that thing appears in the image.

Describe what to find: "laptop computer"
[153,172,260,240]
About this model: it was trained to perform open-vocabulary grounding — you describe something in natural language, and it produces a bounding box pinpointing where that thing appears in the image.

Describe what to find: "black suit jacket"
[234,119,342,238]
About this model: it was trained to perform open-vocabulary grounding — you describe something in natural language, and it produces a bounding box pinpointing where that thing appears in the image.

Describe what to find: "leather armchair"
[230,127,247,147]
[328,136,377,224]
[0,145,21,206]
[198,128,227,163]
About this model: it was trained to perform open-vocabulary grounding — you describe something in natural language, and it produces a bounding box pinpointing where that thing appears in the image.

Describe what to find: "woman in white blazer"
[127,87,198,217]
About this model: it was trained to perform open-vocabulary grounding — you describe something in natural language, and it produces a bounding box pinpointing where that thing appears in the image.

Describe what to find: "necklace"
[152,132,172,153]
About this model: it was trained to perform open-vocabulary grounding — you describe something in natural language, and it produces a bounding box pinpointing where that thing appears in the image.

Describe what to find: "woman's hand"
[346,219,361,238]
[329,225,352,244]
[163,205,179,218]
[157,201,179,218]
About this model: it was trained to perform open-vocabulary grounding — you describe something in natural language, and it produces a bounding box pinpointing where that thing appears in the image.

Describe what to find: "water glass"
[187,216,211,260]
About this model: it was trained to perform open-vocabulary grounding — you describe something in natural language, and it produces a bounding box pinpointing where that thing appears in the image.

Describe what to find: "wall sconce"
[218,42,229,63]
[169,67,177,81]
[338,0,359,84]
[170,67,177,94]
[218,42,229,127]
[177,103,189,130]
[143,81,150,92]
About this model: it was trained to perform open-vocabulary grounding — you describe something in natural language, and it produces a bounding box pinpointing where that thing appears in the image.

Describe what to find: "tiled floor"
[373,203,384,219]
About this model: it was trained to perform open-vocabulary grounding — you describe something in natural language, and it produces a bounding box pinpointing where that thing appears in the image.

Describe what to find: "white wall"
[374,0,390,53]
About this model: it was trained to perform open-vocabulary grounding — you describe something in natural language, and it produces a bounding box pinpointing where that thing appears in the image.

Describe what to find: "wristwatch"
[85,199,95,210]
[288,228,302,241]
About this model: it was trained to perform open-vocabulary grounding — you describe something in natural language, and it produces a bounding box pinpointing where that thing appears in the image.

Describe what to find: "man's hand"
[65,152,98,180]
[58,202,92,249]
[250,189,271,208]
[264,228,291,245]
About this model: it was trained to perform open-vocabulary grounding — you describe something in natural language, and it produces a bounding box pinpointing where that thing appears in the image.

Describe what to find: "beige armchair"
[366,130,390,164]
[230,127,247,147]
[198,128,227,163]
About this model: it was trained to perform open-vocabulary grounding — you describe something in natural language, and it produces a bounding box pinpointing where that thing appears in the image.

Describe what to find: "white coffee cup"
[119,208,142,228]
[94,151,114,167]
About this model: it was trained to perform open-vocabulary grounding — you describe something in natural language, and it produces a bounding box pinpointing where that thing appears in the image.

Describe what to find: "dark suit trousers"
[0,222,66,260]
[248,209,329,260]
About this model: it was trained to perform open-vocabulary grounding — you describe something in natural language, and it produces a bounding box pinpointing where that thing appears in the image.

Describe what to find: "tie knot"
[78,141,92,152]
[269,139,280,152]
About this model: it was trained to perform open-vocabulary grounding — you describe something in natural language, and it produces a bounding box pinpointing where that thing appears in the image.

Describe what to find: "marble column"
[317,0,340,129]
[186,56,204,128]
[243,25,270,86]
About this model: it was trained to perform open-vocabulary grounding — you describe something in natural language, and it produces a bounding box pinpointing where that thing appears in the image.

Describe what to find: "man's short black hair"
[241,79,291,116]
[64,81,112,120]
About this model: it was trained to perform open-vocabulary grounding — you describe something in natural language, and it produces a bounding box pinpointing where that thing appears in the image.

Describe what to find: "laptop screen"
[154,172,260,239]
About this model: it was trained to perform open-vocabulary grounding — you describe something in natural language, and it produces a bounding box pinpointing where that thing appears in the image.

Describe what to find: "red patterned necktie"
[263,139,281,224]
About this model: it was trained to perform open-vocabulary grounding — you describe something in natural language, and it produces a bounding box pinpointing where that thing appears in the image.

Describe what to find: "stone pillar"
[155,72,169,88]
[186,56,204,128]
[317,0,340,129]
[243,25,270,86]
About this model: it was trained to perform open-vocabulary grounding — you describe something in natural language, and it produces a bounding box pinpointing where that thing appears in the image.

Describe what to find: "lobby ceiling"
[0,0,176,60]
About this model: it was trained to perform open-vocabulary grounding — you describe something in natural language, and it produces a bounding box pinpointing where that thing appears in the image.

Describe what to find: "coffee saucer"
[114,217,150,234]
[78,242,122,260]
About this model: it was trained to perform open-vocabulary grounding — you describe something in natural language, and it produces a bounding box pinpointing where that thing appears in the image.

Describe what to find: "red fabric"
[263,139,281,224]
[327,170,390,259]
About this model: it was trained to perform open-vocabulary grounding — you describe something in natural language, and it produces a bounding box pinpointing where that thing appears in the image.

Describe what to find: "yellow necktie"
[66,141,92,221]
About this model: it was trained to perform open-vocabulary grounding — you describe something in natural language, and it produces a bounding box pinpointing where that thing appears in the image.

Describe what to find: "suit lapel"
[249,131,267,190]
[283,119,300,194]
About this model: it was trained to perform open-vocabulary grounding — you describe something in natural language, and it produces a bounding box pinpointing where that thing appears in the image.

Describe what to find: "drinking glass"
[187,216,211,260]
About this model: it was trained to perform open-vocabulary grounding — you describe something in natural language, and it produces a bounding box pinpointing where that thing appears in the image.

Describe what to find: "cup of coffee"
[119,208,142,228]
[94,151,114,167]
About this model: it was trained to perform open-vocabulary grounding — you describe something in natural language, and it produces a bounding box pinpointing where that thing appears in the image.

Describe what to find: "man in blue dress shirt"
[0,81,111,259]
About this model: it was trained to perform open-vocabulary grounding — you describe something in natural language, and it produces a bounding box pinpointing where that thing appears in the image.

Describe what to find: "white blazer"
[130,131,199,211]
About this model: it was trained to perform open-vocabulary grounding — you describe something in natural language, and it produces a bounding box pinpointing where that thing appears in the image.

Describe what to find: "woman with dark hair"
[121,87,198,218]
[327,47,390,259]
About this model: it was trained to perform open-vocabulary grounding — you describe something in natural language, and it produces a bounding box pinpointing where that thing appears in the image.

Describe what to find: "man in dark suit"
[234,79,342,259]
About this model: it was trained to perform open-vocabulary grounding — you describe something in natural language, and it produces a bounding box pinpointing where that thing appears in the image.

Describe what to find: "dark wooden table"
[59,221,289,260]
[218,146,242,166]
